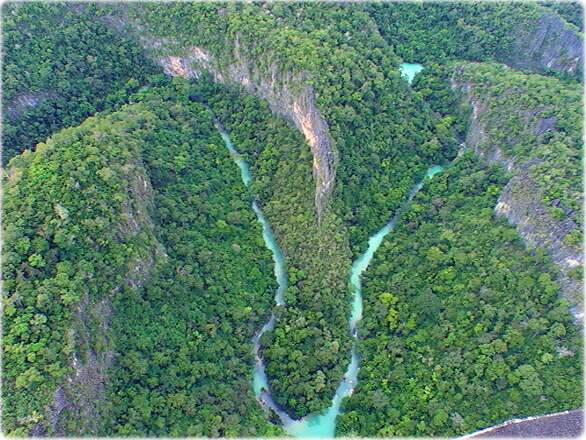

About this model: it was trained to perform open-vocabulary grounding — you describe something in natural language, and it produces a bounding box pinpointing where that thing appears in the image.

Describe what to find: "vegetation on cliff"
[2,3,160,163]
[103,85,279,436]
[337,154,582,436]
[454,62,583,246]
[3,83,281,436]
[368,1,582,78]
[122,2,460,256]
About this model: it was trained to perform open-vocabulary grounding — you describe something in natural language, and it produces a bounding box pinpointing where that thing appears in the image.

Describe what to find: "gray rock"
[502,12,583,76]
[452,73,583,319]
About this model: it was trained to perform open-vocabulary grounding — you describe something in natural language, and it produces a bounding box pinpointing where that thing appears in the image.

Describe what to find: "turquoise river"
[216,62,434,437]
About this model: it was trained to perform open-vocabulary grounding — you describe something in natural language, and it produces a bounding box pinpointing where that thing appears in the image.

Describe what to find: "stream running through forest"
[216,63,431,437]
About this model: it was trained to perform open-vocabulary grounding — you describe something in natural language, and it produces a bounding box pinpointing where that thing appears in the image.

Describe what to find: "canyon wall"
[502,11,583,77]
[156,41,336,222]
[452,74,583,317]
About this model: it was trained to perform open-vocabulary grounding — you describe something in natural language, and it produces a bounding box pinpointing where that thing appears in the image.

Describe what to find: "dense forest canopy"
[337,154,582,436]
[2,2,160,163]
[2,1,583,438]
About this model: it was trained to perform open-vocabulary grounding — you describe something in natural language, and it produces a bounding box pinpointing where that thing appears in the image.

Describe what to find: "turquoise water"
[216,113,444,438]
[399,62,424,85]
[283,164,444,438]
[218,129,252,187]
[217,123,294,425]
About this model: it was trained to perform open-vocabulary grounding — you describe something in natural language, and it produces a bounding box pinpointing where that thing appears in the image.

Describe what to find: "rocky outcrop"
[41,163,164,436]
[494,164,583,310]
[502,12,583,76]
[4,91,56,119]
[157,40,336,222]
[452,73,583,318]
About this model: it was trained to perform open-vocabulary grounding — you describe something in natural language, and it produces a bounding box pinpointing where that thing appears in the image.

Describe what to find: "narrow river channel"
[215,62,433,437]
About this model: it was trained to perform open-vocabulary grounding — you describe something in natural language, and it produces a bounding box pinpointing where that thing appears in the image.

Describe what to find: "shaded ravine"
[215,64,432,436]
[215,122,295,426]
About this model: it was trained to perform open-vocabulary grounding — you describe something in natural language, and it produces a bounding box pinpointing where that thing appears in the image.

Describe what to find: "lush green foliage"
[3,2,582,436]
[134,2,461,415]
[126,3,460,255]
[3,83,281,436]
[367,2,539,64]
[189,78,352,418]
[2,3,160,163]
[455,62,583,239]
[337,155,582,436]
[101,86,280,436]
[3,105,158,435]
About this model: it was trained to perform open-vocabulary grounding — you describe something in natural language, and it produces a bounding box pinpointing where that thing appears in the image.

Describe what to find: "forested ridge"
[122,2,461,256]
[2,1,583,437]
[337,155,582,436]
[104,85,280,436]
[368,1,583,78]
[3,104,160,434]
[4,81,283,436]
[2,2,160,163]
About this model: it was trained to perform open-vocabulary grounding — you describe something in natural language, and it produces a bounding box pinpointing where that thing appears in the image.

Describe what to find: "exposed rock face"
[503,12,583,76]
[494,165,583,309]
[452,75,583,317]
[40,163,163,436]
[158,42,336,221]
[4,92,56,119]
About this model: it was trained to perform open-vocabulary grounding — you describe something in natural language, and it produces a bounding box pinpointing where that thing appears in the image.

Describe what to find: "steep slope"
[502,10,583,75]
[3,106,162,435]
[369,2,583,77]
[102,87,280,436]
[337,155,582,436]
[102,3,458,248]
[3,85,281,436]
[451,62,583,314]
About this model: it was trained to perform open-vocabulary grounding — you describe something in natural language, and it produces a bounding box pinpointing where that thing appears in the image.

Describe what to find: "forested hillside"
[119,1,460,254]
[3,103,160,435]
[3,82,281,436]
[2,1,582,438]
[2,2,160,163]
[337,155,582,436]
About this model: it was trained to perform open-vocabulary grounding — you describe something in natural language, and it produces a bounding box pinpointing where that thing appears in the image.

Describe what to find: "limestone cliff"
[502,11,583,76]
[452,73,583,317]
[144,34,336,222]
